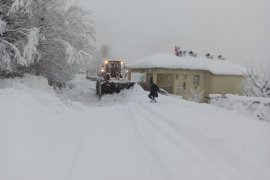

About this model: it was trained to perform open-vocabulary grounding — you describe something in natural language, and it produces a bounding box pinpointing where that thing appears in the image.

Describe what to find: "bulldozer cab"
[105,61,121,78]
[100,60,124,80]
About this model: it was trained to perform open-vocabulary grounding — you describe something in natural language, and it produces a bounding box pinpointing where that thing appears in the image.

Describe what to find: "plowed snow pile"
[1,74,270,180]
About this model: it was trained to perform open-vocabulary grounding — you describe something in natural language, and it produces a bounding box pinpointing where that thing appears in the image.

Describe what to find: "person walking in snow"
[148,77,160,102]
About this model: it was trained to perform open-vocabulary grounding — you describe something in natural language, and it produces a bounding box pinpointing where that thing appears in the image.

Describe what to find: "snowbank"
[210,94,270,121]
[1,74,270,180]
[57,74,102,106]
[127,53,247,76]
[0,74,54,93]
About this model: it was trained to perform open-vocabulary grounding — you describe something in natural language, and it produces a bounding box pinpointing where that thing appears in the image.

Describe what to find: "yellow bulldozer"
[96,60,134,99]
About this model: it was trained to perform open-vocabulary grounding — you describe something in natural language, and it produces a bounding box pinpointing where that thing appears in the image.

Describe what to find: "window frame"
[193,74,200,87]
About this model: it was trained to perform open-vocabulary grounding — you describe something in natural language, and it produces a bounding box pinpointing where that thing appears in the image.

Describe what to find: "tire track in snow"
[13,118,91,180]
[125,104,173,180]
[135,101,260,180]
[63,118,93,180]
[131,102,222,179]
[59,104,167,180]
[114,106,151,180]
[14,108,97,180]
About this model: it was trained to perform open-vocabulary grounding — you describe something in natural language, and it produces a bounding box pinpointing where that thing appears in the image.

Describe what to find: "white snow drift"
[210,94,270,121]
[0,75,270,180]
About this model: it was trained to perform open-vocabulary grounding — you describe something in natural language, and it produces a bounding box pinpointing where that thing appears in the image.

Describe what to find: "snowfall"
[1,74,270,180]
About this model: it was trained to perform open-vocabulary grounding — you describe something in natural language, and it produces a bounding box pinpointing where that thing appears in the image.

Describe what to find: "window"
[193,75,200,86]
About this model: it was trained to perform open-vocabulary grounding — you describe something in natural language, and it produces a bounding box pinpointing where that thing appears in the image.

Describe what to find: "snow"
[127,53,247,76]
[0,18,6,35]
[9,0,34,15]
[22,27,40,66]
[58,40,92,65]
[1,74,270,180]
[0,43,11,70]
[210,94,270,121]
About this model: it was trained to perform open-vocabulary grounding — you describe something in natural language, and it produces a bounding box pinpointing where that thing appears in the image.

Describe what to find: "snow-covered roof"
[127,53,246,76]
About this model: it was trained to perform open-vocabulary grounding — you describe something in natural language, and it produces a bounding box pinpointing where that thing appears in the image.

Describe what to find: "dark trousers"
[148,93,156,102]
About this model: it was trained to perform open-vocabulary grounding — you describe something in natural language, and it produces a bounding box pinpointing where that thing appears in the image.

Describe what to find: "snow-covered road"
[1,75,270,180]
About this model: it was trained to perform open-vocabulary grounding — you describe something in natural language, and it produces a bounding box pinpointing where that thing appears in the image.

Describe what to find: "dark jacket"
[150,83,159,97]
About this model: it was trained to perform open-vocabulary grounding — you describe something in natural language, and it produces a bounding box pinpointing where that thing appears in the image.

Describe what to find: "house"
[126,53,246,100]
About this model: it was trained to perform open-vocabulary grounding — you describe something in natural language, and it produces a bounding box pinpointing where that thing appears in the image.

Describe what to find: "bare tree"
[187,88,205,103]
[242,65,270,97]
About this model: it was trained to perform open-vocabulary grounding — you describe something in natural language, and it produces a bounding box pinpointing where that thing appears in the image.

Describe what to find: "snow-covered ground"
[1,74,270,180]
[210,94,270,121]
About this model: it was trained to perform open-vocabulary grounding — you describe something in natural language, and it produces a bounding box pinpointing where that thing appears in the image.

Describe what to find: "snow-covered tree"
[0,0,41,74]
[29,0,95,82]
[1,0,96,82]
[242,66,270,98]
[86,44,111,76]
[8,0,34,15]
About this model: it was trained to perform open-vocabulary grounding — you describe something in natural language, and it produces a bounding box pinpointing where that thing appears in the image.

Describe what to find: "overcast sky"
[78,0,269,69]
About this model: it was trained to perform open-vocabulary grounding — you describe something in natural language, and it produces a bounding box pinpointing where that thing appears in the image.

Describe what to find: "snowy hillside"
[1,75,270,180]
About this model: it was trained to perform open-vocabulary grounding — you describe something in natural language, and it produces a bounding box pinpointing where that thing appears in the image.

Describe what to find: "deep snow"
[210,94,270,121]
[127,53,247,75]
[1,74,270,180]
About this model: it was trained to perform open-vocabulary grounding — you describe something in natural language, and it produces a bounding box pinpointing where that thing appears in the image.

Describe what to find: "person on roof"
[148,77,160,102]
